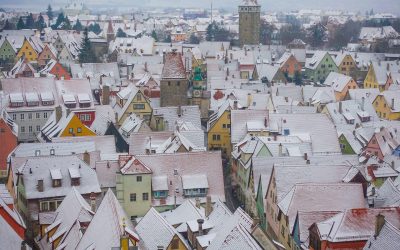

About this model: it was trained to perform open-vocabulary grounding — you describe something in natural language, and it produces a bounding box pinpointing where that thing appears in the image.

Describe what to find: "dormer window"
[50,169,62,187]
[25,92,39,107]
[77,94,91,108]
[41,92,55,106]
[69,168,81,186]
[63,94,76,108]
[9,93,24,107]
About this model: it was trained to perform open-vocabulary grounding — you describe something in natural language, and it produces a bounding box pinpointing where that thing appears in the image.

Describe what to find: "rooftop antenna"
[210,0,213,23]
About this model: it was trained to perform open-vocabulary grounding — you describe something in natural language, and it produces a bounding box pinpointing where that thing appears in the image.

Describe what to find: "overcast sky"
[2,0,400,14]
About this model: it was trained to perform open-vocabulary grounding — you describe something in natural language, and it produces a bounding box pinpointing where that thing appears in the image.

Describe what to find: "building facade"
[239,0,261,46]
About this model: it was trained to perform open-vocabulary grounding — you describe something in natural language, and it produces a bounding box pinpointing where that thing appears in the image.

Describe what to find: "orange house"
[37,44,57,67]
[50,61,71,80]
[59,113,96,137]
[0,114,18,178]
[277,52,302,78]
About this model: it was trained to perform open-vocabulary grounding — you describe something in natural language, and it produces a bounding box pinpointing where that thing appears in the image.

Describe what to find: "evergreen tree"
[116,28,127,38]
[151,30,158,41]
[17,17,25,30]
[73,19,83,31]
[35,14,46,30]
[47,4,54,20]
[189,33,200,44]
[294,71,303,86]
[88,23,101,35]
[78,28,97,63]
[307,23,325,48]
[206,21,231,41]
[52,12,65,29]
[26,13,35,29]
[163,35,171,43]
[3,19,14,30]
[63,16,72,30]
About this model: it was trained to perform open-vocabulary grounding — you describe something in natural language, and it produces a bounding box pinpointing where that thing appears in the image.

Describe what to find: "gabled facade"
[335,53,357,77]
[0,111,18,177]
[16,38,39,62]
[37,44,57,67]
[59,113,97,137]
[114,85,152,126]
[278,53,302,78]
[207,101,232,156]
[116,155,152,219]
[306,52,338,83]
[0,38,17,65]
[372,90,400,120]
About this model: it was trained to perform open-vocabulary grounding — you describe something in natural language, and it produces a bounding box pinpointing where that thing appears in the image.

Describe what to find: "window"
[28,126,32,133]
[20,114,24,120]
[40,201,49,212]
[223,124,226,128]
[177,81,180,86]
[168,81,171,86]
[52,179,61,187]
[130,193,136,202]
[12,114,16,120]
[137,94,142,101]
[133,104,145,109]
[69,128,74,134]
[21,126,25,133]
[142,193,149,201]
[28,113,32,120]
[136,176,142,182]
[36,113,40,119]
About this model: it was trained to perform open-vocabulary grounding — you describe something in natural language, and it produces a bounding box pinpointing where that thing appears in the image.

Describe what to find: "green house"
[306,51,338,83]
[255,175,268,231]
[116,156,152,220]
[0,38,17,65]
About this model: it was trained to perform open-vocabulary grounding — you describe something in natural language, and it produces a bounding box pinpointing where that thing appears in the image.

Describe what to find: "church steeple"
[106,20,115,43]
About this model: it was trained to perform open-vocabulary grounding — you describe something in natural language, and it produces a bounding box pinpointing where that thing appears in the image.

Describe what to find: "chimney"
[386,63,390,71]
[285,96,289,102]
[361,97,365,111]
[90,192,96,212]
[144,62,148,72]
[102,85,110,105]
[205,196,212,217]
[273,134,277,141]
[247,93,253,107]
[392,98,395,110]
[304,153,308,161]
[127,64,133,79]
[55,105,62,123]
[375,214,385,237]
[392,161,395,170]
[83,151,90,166]
[195,197,201,208]
[37,179,44,192]
[177,106,182,117]
[120,233,129,250]
[264,117,268,127]
[278,143,283,156]
[339,101,343,114]
[197,219,204,236]
[230,53,233,60]
[233,100,238,110]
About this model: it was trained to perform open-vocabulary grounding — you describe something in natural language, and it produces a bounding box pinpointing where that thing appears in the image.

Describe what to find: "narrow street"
[223,159,240,211]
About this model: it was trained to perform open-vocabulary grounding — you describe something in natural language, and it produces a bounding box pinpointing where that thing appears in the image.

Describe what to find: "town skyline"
[1,0,400,14]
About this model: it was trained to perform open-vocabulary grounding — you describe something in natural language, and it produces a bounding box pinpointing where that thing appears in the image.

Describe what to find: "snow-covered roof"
[161,51,187,79]
[278,183,365,233]
[136,207,189,250]
[17,155,101,201]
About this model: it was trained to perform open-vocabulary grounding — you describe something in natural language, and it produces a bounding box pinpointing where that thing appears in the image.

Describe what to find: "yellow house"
[334,53,356,77]
[364,62,394,92]
[60,113,96,137]
[114,85,153,126]
[372,90,400,120]
[207,100,233,157]
[16,37,41,62]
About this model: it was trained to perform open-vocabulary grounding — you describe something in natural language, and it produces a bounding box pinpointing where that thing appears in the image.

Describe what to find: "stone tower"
[160,50,188,107]
[106,20,115,44]
[239,0,261,47]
